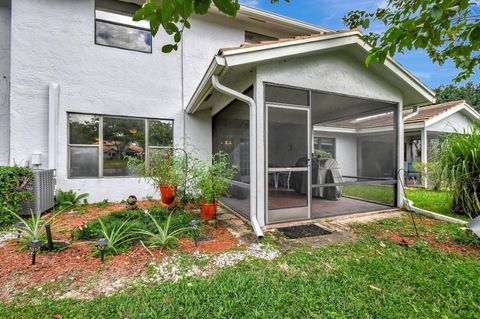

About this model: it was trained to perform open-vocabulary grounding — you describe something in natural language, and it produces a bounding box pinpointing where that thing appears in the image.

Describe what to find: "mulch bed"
[374,217,480,259]
[0,201,242,300]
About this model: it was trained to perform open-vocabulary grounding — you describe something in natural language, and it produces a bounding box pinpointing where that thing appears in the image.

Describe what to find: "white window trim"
[68,113,174,179]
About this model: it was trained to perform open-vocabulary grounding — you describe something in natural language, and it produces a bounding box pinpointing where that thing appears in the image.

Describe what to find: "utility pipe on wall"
[48,83,60,170]
[212,75,264,241]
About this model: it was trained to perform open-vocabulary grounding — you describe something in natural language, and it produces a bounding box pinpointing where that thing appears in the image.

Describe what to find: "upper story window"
[68,113,173,178]
[95,0,152,53]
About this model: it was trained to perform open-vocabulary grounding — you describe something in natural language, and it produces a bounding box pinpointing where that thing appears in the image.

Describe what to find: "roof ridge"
[218,29,355,54]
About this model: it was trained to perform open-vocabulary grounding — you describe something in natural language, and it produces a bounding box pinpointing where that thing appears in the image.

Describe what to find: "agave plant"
[97,218,135,255]
[8,208,62,247]
[136,212,190,250]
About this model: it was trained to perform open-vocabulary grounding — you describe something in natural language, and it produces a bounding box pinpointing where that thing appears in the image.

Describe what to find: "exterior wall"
[7,0,248,202]
[256,50,405,225]
[427,111,474,133]
[256,50,403,104]
[0,0,10,165]
[183,14,245,160]
[313,131,357,176]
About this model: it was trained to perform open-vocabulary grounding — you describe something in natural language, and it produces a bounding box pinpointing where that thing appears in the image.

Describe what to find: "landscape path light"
[28,240,43,265]
[96,238,109,262]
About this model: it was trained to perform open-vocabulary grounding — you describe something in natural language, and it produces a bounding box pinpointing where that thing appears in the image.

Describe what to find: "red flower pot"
[159,186,177,205]
[200,201,217,221]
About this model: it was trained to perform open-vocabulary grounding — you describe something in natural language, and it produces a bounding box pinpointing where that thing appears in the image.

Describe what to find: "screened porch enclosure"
[212,84,399,224]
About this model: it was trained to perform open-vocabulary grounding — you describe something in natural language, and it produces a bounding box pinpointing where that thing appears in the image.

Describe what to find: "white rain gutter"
[403,105,419,122]
[212,74,264,241]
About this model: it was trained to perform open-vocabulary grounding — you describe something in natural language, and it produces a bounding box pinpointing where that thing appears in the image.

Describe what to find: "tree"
[434,81,480,110]
[343,0,480,82]
[133,0,287,53]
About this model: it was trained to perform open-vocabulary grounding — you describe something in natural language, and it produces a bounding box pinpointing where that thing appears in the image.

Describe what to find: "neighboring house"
[1,0,442,235]
[402,101,479,184]
[313,100,479,187]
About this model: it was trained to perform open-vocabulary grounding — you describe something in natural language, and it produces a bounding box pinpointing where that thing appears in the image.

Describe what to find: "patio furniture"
[404,161,420,184]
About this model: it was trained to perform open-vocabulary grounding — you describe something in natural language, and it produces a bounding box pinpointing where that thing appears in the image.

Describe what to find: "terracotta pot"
[159,186,177,205]
[200,201,217,220]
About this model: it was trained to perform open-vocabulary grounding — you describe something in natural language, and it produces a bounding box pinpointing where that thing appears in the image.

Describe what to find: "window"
[314,137,336,158]
[95,0,152,53]
[68,114,173,178]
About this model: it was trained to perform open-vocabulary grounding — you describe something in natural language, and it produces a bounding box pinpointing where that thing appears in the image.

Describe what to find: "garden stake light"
[45,224,54,251]
[15,222,25,241]
[96,238,108,262]
[189,219,201,246]
[28,240,43,265]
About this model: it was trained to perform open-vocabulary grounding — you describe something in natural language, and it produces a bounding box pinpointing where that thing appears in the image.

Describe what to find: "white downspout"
[403,105,419,122]
[211,75,264,241]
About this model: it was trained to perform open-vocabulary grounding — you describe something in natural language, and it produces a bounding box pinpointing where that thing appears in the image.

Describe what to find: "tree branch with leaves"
[133,0,287,53]
[343,0,480,82]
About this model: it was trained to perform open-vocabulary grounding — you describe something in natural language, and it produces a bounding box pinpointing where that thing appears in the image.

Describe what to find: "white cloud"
[240,0,260,7]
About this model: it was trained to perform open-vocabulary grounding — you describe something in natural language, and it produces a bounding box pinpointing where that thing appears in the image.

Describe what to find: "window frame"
[94,11,153,54]
[314,137,336,159]
[68,113,174,179]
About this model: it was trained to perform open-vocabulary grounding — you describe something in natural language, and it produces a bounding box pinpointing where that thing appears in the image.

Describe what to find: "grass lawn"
[342,184,467,221]
[342,184,394,205]
[404,188,468,220]
[1,216,480,318]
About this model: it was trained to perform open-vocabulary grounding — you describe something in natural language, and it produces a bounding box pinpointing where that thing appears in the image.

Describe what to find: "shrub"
[56,190,89,211]
[412,162,444,191]
[8,208,61,249]
[97,218,136,256]
[197,152,238,203]
[0,166,34,225]
[128,150,185,188]
[77,206,197,244]
[135,212,191,250]
[439,124,480,218]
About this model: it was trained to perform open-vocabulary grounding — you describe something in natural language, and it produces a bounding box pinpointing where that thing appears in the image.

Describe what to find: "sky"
[239,0,480,89]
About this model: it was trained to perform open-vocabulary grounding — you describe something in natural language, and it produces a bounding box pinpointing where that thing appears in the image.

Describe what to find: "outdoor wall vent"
[20,169,56,216]
[248,17,267,23]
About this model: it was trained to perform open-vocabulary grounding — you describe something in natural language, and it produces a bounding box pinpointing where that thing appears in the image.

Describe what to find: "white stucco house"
[2,0,460,236]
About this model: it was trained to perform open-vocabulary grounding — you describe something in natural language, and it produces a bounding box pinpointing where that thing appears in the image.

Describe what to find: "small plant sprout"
[7,208,62,248]
[135,212,190,250]
[97,218,135,256]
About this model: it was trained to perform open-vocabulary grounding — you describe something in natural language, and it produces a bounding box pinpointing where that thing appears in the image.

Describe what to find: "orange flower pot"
[159,186,177,205]
[200,201,217,221]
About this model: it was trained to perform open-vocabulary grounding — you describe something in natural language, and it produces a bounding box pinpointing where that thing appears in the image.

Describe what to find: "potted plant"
[196,152,237,220]
[128,151,184,205]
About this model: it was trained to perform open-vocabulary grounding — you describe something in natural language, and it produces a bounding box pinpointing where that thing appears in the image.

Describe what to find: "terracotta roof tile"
[321,100,466,129]
[218,29,358,54]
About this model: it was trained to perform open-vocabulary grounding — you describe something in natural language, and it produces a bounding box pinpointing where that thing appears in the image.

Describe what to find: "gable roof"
[186,29,436,114]
[404,100,472,124]
[219,30,352,53]
[320,100,479,130]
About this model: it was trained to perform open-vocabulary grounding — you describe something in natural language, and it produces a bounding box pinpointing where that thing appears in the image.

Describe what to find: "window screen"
[68,114,173,178]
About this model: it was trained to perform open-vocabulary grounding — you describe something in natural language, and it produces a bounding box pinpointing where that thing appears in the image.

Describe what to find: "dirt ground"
[0,201,243,301]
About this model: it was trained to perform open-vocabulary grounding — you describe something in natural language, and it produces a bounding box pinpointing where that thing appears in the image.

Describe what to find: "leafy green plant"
[196,152,238,203]
[97,218,136,256]
[439,124,480,218]
[128,150,185,188]
[7,208,61,248]
[314,149,333,159]
[0,166,34,226]
[136,212,190,250]
[413,161,445,191]
[56,190,89,211]
[344,0,480,82]
[95,199,110,208]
